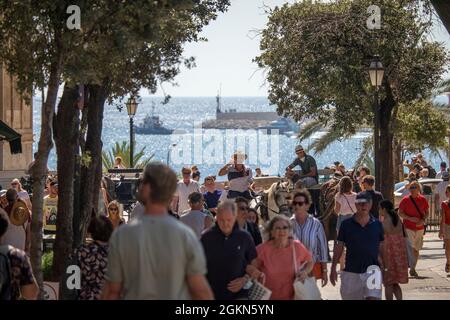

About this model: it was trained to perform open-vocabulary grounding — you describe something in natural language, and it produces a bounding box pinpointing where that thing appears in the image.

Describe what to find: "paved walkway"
[321,232,450,300]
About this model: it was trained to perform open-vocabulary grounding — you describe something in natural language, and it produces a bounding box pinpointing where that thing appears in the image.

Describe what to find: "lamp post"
[368,57,385,191]
[126,97,138,168]
[167,143,177,165]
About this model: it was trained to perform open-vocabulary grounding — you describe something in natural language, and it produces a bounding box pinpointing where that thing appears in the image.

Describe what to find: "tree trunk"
[51,84,80,282]
[29,61,61,298]
[393,138,403,182]
[75,84,107,247]
[431,1,450,34]
[375,83,396,202]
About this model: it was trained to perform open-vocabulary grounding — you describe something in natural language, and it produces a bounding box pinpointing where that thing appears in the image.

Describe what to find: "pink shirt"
[256,240,312,300]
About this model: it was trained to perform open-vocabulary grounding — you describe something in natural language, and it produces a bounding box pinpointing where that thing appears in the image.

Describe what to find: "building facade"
[0,65,33,188]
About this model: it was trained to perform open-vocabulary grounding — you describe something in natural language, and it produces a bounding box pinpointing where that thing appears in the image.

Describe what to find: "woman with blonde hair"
[106,201,125,229]
[250,215,313,300]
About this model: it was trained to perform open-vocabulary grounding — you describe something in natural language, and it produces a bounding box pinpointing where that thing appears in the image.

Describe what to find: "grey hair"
[217,200,237,216]
[264,215,293,240]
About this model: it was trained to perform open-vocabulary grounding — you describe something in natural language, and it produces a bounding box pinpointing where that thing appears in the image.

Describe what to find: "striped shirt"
[291,215,328,263]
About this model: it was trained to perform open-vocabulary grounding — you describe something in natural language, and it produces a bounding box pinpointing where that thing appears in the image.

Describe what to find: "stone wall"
[0,65,33,188]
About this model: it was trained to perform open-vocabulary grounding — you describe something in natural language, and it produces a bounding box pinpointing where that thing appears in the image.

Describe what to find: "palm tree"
[102,141,154,171]
[298,119,373,170]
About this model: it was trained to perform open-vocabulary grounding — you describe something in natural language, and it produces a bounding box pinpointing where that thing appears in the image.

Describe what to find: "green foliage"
[396,99,448,151]
[256,0,448,133]
[0,1,230,100]
[41,251,53,282]
[102,141,154,170]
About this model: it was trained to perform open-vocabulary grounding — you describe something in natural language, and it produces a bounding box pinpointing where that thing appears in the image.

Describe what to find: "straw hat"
[9,199,29,226]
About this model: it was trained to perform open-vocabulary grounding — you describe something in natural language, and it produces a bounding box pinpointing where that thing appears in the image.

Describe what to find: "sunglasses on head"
[292,201,306,206]
[274,226,289,231]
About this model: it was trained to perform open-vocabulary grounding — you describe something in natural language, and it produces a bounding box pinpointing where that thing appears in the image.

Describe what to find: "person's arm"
[378,241,386,272]
[218,163,231,176]
[286,158,299,171]
[330,241,344,286]
[187,274,214,300]
[398,208,419,223]
[171,196,179,213]
[334,198,341,215]
[101,282,123,300]
[302,166,317,178]
[440,203,446,239]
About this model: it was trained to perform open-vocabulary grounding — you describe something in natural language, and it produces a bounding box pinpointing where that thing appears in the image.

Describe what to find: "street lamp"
[167,143,177,165]
[369,56,384,191]
[126,97,138,168]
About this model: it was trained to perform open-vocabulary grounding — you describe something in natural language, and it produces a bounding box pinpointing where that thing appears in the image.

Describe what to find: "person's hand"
[297,271,308,283]
[330,268,338,286]
[321,271,328,287]
[416,219,425,226]
[408,216,419,223]
[227,277,247,293]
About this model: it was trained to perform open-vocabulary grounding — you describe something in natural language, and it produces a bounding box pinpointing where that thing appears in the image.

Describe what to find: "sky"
[140,0,450,98]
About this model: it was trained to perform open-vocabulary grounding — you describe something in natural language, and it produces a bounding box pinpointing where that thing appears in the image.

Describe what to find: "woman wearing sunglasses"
[250,215,313,300]
[398,180,429,278]
[291,190,329,287]
[107,201,125,229]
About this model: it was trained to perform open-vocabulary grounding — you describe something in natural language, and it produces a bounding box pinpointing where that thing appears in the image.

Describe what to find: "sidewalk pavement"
[321,232,450,300]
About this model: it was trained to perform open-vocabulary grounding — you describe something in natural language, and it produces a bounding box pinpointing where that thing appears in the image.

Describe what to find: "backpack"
[427,166,437,178]
[0,245,13,300]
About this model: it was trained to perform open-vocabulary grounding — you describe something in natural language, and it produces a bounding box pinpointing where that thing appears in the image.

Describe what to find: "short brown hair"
[362,175,375,186]
[292,189,312,205]
[339,176,353,194]
[234,197,249,206]
[142,162,178,205]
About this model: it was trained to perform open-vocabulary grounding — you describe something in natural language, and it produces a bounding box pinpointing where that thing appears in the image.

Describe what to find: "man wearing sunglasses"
[286,145,318,188]
[171,167,200,215]
[234,197,262,246]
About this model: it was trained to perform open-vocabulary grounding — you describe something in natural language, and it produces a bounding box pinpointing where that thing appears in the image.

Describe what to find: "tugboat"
[135,106,174,135]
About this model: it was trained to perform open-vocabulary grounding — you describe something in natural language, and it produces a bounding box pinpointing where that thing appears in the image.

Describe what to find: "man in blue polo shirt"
[330,191,385,300]
[200,200,257,300]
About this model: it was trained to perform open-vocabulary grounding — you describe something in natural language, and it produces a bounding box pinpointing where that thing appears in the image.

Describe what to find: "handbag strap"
[292,240,298,276]
[342,194,356,214]
[409,195,424,219]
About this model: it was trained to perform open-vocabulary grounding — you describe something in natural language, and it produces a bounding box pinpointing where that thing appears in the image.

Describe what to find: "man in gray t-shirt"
[180,192,213,239]
[102,163,213,300]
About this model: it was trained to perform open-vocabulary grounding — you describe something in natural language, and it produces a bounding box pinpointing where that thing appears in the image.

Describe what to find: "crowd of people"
[0,146,449,301]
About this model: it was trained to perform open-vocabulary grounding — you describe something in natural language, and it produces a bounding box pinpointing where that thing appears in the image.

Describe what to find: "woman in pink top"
[251,215,313,300]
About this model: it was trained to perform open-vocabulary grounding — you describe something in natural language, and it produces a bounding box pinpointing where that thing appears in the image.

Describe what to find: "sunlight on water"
[33,97,444,177]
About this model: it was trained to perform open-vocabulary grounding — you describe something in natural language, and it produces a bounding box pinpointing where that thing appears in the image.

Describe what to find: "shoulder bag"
[292,241,321,300]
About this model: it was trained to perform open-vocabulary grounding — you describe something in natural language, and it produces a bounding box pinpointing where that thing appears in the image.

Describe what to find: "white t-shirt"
[175,180,200,214]
[334,192,357,215]
[436,181,448,205]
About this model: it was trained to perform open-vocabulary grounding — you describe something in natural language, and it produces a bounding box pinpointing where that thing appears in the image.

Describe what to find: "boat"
[202,86,300,135]
[256,117,300,134]
[135,106,174,135]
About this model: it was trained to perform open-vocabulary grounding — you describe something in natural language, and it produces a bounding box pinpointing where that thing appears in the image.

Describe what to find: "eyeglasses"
[295,150,304,154]
[238,206,248,211]
[274,226,289,231]
[292,201,306,206]
[182,172,191,175]
[109,207,119,211]
[409,186,418,190]
[11,183,18,186]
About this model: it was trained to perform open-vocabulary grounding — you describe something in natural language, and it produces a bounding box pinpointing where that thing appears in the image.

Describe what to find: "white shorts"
[405,228,424,251]
[340,271,382,300]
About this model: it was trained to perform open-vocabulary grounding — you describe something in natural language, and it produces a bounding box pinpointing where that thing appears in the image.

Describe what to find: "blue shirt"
[337,215,384,274]
[203,190,222,209]
[200,223,257,300]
